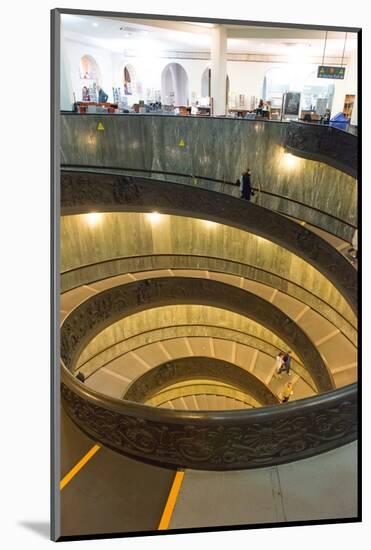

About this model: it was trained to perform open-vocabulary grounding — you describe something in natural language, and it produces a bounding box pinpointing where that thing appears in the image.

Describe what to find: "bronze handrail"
[60,171,357,314]
[60,275,358,470]
[60,277,333,391]
[61,364,357,471]
[60,171,358,470]
[285,121,358,178]
[61,164,357,234]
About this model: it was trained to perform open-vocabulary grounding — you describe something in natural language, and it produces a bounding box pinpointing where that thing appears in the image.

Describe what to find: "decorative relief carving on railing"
[60,170,358,471]
[60,171,357,314]
[123,357,280,406]
[61,277,333,391]
[285,122,357,178]
[61,374,357,470]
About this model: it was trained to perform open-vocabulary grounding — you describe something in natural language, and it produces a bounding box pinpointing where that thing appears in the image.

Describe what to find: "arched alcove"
[80,55,102,102]
[80,55,101,85]
[161,63,189,106]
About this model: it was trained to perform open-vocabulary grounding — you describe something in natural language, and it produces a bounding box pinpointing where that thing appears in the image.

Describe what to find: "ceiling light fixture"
[92,22,99,27]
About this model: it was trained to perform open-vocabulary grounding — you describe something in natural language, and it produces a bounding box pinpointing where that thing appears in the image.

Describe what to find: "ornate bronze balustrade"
[61,366,357,471]
[61,171,357,314]
[285,122,358,178]
[60,170,358,471]
[123,357,280,405]
[61,277,333,392]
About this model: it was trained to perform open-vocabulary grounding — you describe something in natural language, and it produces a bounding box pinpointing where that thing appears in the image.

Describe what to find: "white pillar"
[210,25,227,116]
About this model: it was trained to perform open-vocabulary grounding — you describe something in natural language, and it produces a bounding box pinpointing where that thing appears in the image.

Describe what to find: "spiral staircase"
[57,114,358,538]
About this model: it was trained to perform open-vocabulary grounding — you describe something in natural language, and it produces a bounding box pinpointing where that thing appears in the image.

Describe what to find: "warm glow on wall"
[85,134,97,147]
[84,212,103,226]
[203,220,217,228]
[147,211,162,223]
[283,152,298,169]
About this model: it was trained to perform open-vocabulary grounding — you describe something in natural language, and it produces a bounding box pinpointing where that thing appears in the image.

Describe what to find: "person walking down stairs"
[277,351,292,376]
[281,382,294,403]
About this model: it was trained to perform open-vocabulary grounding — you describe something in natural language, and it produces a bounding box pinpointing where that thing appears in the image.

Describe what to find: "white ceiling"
[61,14,357,58]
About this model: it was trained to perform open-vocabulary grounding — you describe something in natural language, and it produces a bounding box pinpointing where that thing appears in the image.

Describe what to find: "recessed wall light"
[92,22,99,27]
[283,152,298,169]
[85,212,102,226]
[147,211,162,223]
[203,220,217,228]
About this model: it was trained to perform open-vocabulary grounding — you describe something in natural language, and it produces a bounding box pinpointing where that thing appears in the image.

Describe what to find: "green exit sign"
[317,65,346,79]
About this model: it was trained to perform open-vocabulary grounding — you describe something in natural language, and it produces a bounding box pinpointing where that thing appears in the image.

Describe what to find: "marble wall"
[61,114,357,241]
[77,305,297,369]
[74,305,316,397]
[60,213,356,330]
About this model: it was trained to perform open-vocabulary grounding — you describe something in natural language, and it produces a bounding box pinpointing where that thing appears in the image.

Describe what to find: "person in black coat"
[238,168,254,200]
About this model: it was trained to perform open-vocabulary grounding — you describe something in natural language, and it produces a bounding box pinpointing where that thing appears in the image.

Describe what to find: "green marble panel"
[61,255,356,345]
[61,115,357,240]
[61,212,356,328]
[77,305,289,365]
[76,306,314,389]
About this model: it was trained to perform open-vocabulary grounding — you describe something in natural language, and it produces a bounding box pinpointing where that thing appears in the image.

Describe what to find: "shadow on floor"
[18,521,49,539]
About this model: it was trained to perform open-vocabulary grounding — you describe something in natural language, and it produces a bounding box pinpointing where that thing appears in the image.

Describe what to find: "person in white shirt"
[275,352,284,374]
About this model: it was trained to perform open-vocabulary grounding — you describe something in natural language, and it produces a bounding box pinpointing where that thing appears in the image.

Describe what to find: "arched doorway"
[161,63,189,106]
[80,55,101,83]
[80,55,102,101]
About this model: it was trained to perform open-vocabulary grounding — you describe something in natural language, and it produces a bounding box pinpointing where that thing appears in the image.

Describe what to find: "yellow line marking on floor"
[158,470,185,530]
[60,444,101,490]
